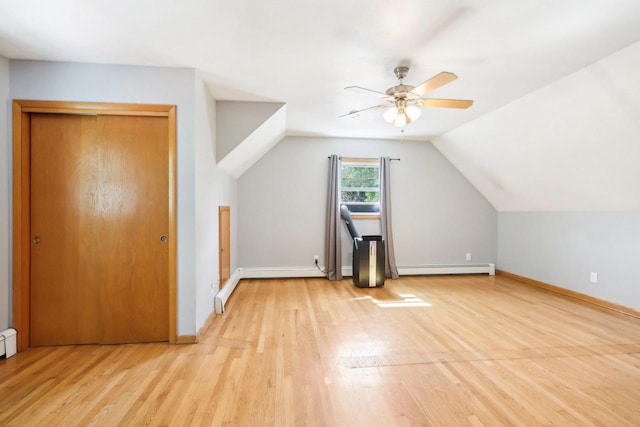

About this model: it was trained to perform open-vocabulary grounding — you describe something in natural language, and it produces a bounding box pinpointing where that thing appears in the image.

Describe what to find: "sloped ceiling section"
[433,40,640,212]
[216,101,286,178]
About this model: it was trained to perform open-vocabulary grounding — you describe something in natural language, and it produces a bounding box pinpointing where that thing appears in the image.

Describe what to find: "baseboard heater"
[0,328,17,359]
[214,269,242,314]
[240,263,495,279]
[398,264,495,276]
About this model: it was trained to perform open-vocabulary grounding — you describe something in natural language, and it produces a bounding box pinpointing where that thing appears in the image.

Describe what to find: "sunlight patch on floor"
[352,293,432,308]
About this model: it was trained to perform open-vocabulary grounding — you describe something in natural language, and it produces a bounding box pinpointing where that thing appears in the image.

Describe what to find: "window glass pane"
[341,191,379,203]
[341,166,379,189]
[340,161,380,213]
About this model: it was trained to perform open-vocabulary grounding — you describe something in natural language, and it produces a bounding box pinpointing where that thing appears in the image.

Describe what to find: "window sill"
[350,213,380,220]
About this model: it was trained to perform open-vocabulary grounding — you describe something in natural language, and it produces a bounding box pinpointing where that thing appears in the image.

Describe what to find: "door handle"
[160,235,168,243]
[32,236,41,244]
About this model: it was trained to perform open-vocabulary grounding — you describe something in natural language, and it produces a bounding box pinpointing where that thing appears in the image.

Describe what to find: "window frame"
[340,157,381,220]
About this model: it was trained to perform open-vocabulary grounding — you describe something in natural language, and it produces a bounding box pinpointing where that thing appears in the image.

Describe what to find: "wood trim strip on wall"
[218,205,230,287]
[175,301,219,345]
[350,213,380,220]
[341,157,379,163]
[175,335,197,345]
[17,100,176,115]
[167,106,177,345]
[12,104,31,351]
[12,99,178,350]
[496,270,640,319]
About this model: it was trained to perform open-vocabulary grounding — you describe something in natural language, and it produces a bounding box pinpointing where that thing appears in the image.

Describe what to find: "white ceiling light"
[383,99,422,128]
[393,109,408,127]
[406,105,422,121]
[383,106,398,123]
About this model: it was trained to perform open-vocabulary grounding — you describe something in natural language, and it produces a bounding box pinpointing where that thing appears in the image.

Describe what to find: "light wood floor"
[2,275,640,426]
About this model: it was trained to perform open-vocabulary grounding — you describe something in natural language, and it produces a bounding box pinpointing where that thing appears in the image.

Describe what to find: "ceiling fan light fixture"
[383,106,398,123]
[406,105,422,121]
[394,109,409,127]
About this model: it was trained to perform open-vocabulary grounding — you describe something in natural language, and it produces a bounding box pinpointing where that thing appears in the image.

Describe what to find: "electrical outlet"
[590,272,598,283]
[210,282,216,294]
[314,255,319,264]
[465,253,471,261]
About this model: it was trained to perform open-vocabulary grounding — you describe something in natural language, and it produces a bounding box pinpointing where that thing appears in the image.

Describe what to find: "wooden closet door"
[30,114,101,346]
[30,113,169,346]
[96,115,169,343]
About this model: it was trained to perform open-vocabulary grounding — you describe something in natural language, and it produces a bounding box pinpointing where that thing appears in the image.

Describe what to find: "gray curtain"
[380,157,399,279]
[325,155,342,280]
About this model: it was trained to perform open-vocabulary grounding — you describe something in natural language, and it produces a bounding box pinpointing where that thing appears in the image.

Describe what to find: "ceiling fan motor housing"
[386,84,416,98]
[388,67,415,98]
[393,66,409,80]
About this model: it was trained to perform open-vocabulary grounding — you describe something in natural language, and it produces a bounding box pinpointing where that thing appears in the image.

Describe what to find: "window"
[340,158,380,216]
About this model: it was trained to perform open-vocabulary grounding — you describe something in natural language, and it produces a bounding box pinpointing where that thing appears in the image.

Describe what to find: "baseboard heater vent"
[214,269,242,314]
[240,263,495,279]
[398,264,495,276]
[0,328,17,359]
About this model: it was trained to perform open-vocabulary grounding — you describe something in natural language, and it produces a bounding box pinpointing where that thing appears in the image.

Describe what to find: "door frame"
[12,100,178,351]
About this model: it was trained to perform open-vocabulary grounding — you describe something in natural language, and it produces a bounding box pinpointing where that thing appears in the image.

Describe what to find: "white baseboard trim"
[239,263,495,279]
[214,268,242,314]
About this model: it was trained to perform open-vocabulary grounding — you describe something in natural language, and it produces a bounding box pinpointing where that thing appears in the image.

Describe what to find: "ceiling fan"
[341,66,473,127]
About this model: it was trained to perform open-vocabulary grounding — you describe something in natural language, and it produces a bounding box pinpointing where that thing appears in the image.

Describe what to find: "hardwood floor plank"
[2,274,640,426]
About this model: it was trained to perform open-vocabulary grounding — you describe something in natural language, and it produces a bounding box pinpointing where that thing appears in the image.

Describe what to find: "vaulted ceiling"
[2,1,639,210]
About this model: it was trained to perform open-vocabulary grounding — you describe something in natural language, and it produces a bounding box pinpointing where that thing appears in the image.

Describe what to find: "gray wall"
[9,60,199,335]
[498,212,640,311]
[0,56,8,330]
[194,72,237,330]
[238,136,497,269]
[216,101,284,160]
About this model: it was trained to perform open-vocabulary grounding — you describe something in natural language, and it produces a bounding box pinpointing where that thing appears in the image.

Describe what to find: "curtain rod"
[327,156,400,160]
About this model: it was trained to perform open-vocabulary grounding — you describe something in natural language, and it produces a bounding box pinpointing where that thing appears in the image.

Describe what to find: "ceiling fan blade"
[415,98,473,109]
[339,104,388,118]
[345,86,391,98]
[410,72,458,97]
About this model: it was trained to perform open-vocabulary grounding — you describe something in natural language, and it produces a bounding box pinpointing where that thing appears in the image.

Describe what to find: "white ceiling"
[434,39,640,211]
[2,0,640,141]
[2,1,640,212]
